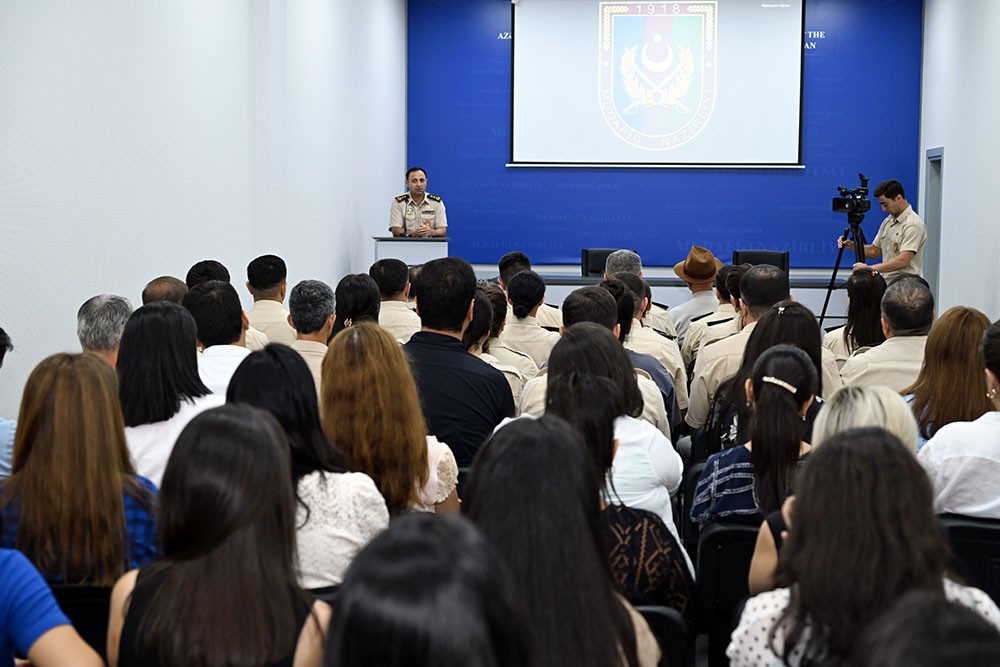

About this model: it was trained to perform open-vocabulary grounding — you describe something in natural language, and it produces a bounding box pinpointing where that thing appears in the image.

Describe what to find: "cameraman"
[837,179,927,283]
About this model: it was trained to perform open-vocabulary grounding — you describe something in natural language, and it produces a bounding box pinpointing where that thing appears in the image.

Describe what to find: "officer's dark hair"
[479,283,509,339]
[740,265,790,318]
[369,259,409,299]
[415,258,477,333]
[186,260,231,289]
[408,265,423,303]
[182,280,243,347]
[463,290,494,352]
[0,326,11,368]
[715,264,737,301]
[609,272,646,319]
[562,287,617,332]
[873,179,905,200]
[498,252,532,286]
[246,255,287,295]
[726,264,753,304]
[881,275,934,336]
[405,167,427,180]
[597,278,635,342]
[507,270,546,320]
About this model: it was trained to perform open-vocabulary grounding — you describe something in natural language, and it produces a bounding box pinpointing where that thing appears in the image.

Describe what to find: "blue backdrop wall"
[406,0,923,268]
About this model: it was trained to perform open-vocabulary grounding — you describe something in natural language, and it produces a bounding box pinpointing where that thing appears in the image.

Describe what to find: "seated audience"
[325,514,534,667]
[0,328,14,478]
[287,279,336,395]
[497,251,562,328]
[106,404,331,667]
[0,353,157,584]
[1,549,102,666]
[822,268,887,369]
[682,264,740,367]
[369,258,421,342]
[403,257,514,467]
[77,294,132,366]
[182,280,251,396]
[185,259,269,350]
[728,427,1000,666]
[498,269,561,367]
[464,416,661,667]
[245,254,296,345]
[919,318,1000,518]
[323,322,459,514]
[464,289,525,404]
[480,281,539,381]
[603,249,676,336]
[330,273,381,338]
[118,302,224,486]
[841,274,934,391]
[669,246,723,341]
[227,345,388,587]
[691,345,815,524]
[905,306,992,448]
[697,263,750,352]
[140,275,187,305]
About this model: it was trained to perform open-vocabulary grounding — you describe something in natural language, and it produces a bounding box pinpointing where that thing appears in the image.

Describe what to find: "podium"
[372,236,450,266]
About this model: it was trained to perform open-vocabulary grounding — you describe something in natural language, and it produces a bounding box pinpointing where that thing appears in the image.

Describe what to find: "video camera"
[832,173,871,216]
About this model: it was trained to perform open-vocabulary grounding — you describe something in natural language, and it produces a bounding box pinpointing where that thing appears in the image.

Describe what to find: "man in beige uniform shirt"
[603,249,677,336]
[497,251,563,329]
[245,254,297,346]
[840,276,933,392]
[389,167,447,237]
[370,258,421,343]
[498,269,561,367]
[287,279,335,397]
[682,264,739,368]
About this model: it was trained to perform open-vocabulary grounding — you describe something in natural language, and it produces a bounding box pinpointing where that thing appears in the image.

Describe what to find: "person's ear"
[466,299,475,323]
[613,323,622,339]
[245,281,253,296]
[881,316,892,338]
[744,378,754,403]
[404,282,411,300]
[801,395,814,416]
[287,314,295,329]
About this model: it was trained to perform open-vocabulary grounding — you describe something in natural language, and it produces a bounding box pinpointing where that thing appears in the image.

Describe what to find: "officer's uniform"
[389,193,448,235]
[624,318,689,410]
[840,335,928,393]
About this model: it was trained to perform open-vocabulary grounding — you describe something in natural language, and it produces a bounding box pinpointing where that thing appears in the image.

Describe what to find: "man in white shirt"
[669,246,723,342]
[182,280,252,396]
[370,258,421,342]
[288,279,335,396]
[245,254,296,345]
[186,259,270,351]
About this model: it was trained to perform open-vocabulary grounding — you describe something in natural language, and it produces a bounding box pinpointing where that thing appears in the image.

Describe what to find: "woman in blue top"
[691,345,816,524]
[0,353,157,585]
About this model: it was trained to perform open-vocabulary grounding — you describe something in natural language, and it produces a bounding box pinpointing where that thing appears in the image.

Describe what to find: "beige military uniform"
[872,205,926,282]
[819,347,844,398]
[519,367,670,438]
[624,318,689,410]
[389,193,447,235]
[840,335,928,392]
[822,325,852,371]
[498,316,561,367]
[698,315,741,353]
[378,300,421,343]
[686,322,758,429]
[291,339,327,398]
[682,303,737,367]
[644,303,677,337]
[245,326,270,351]
[487,338,539,380]
[504,303,562,329]
[247,300,297,346]
[480,352,526,405]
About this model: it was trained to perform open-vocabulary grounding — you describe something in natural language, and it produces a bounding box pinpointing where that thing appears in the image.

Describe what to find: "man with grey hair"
[841,275,934,391]
[288,280,335,395]
[603,249,677,336]
[77,294,133,365]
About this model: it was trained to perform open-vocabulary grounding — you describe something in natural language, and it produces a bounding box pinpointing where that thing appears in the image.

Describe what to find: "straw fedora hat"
[673,246,723,285]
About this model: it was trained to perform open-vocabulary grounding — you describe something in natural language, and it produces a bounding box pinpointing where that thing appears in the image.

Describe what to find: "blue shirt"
[1,549,69,665]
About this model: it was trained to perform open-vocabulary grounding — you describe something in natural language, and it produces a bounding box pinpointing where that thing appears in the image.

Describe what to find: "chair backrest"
[731,250,790,273]
[940,514,1000,605]
[634,605,690,667]
[696,521,761,614]
[581,248,622,277]
[308,585,340,605]
[680,461,706,559]
[50,585,112,659]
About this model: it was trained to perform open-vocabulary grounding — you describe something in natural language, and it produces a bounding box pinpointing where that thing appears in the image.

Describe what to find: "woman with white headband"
[690,344,817,525]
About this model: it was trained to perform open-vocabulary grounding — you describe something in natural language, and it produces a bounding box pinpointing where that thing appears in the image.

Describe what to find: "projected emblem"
[599,2,717,151]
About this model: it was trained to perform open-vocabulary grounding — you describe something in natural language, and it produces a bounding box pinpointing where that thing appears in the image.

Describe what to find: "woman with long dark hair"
[729,427,1000,666]
[107,404,330,667]
[822,267,887,368]
[691,344,816,524]
[118,301,224,486]
[330,274,381,338]
[463,416,660,667]
[0,353,156,585]
[227,344,389,588]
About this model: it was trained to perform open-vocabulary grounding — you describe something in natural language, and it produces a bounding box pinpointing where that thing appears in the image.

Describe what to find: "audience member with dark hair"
[0,327,14,478]
[181,280,251,395]
[141,276,187,305]
[919,318,1000,518]
[603,249,677,336]
[464,416,660,667]
[496,251,562,328]
[0,353,157,585]
[464,289,525,403]
[324,322,459,514]
[370,258,421,342]
[728,427,1000,666]
[287,279,336,394]
[682,263,740,366]
[822,267,887,368]
[479,281,539,381]
[118,302,224,486]
[407,264,423,306]
[498,269,560,367]
[696,263,753,354]
[106,404,331,667]
[227,345,388,587]
[184,259,230,288]
[691,345,816,524]
[330,274,381,339]
[404,258,514,466]
[77,294,133,365]
[841,274,935,391]
[326,514,534,667]
[245,254,296,345]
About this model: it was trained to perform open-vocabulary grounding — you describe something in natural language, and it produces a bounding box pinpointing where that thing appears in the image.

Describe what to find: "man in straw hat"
[669,246,723,342]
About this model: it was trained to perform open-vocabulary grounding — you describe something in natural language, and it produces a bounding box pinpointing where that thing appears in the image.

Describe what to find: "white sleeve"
[646,428,683,496]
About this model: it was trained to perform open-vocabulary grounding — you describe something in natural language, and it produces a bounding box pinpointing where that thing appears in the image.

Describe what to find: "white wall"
[0,0,406,417]
[920,0,1000,317]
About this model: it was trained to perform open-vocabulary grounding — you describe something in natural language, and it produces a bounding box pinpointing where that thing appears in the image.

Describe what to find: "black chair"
[940,514,1000,605]
[50,585,112,659]
[731,250,790,273]
[680,461,706,561]
[456,465,473,498]
[581,248,623,277]
[697,521,760,667]
[308,585,340,605]
[635,604,693,667]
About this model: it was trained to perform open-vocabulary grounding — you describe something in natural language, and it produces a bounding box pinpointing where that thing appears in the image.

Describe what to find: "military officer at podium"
[389,167,448,237]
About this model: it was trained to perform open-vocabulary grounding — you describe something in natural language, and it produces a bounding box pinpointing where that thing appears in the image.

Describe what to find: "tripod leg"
[819,232,851,328]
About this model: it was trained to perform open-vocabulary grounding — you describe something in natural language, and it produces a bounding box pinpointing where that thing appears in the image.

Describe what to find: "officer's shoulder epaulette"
[650,328,676,341]
[690,311,714,324]
[426,194,442,202]
[395,193,409,202]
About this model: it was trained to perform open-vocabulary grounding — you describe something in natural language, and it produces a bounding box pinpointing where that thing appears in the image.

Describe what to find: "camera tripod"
[818,211,868,328]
